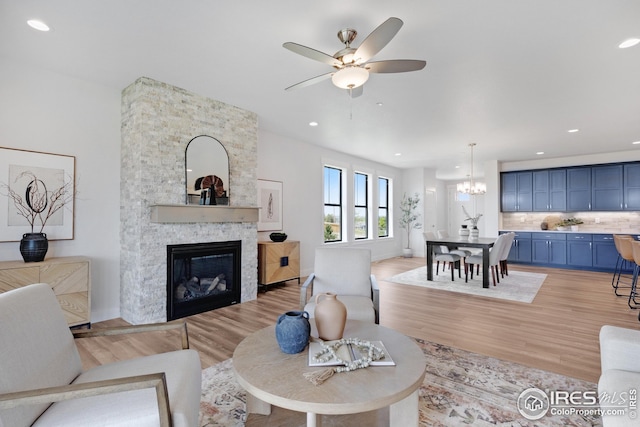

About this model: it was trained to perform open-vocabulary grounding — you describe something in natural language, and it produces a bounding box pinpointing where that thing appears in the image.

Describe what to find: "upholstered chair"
[0,283,201,427]
[300,247,379,324]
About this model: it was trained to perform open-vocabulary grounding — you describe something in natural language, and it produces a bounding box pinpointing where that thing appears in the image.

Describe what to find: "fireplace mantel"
[150,205,259,224]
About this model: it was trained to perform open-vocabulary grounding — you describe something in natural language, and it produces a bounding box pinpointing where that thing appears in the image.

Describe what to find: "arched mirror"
[185,135,230,205]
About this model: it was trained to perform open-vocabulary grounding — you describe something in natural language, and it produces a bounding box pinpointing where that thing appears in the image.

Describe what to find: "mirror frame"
[185,135,230,205]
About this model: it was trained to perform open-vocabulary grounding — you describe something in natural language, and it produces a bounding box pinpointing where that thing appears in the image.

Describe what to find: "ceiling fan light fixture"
[331,66,369,89]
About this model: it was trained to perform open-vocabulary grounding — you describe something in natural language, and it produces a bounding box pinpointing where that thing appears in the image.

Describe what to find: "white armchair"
[598,325,640,427]
[300,247,379,324]
[0,283,201,427]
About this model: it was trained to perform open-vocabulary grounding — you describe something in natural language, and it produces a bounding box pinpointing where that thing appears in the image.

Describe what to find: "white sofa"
[599,325,640,427]
[0,283,201,427]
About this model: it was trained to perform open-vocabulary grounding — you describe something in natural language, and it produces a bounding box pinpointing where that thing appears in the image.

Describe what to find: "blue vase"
[275,310,310,354]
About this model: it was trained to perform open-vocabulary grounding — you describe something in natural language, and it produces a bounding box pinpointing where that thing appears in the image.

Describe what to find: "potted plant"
[399,192,422,258]
[1,171,74,262]
[557,218,583,231]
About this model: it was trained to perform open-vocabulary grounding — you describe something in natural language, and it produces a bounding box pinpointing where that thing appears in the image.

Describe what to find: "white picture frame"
[257,179,283,231]
[0,147,75,241]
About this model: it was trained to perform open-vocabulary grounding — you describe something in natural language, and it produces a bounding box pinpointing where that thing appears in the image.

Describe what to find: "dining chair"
[498,232,516,278]
[436,229,472,258]
[464,233,507,286]
[424,232,462,281]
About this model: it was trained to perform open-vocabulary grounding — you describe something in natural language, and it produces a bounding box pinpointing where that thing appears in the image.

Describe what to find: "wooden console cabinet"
[0,256,91,327]
[257,241,300,288]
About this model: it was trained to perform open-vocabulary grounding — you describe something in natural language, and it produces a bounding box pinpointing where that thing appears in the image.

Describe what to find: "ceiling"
[1,0,639,179]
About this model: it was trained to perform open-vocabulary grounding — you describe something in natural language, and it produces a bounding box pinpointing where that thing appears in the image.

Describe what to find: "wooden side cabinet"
[257,241,300,288]
[0,256,91,327]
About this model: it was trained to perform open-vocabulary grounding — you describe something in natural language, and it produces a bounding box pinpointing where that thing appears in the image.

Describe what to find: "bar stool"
[613,235,635,297]
[628,240,640,309]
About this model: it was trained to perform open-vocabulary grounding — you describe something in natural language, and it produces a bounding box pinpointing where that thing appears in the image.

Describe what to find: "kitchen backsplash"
[501,211,640,234]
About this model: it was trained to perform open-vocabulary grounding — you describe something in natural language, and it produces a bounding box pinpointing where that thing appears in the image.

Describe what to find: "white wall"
[257,130,404,276]
[0,60,122,322]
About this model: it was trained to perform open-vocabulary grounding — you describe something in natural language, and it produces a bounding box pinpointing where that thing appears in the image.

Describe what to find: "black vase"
[20,233,48,262]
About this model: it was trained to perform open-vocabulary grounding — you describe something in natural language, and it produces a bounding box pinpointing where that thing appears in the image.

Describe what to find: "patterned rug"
[199,338,600,426]
[387,266,546,303]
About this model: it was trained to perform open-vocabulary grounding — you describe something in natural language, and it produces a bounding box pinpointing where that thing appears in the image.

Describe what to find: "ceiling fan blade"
[354,17,403,63]
[283,42,342,67]
[366,59,426,73]
[348,86,364,98]
[285,72,333,91]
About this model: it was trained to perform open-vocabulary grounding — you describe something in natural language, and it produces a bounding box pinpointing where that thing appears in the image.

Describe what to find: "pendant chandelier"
[457,143,486,195]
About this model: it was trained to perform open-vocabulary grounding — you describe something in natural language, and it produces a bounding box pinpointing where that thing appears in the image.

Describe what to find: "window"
[354,172,368,239]
[378,177,389,237]
[324,166,342,242]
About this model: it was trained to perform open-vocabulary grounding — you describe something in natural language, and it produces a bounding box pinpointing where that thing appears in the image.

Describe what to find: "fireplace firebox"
[167,240,241,320]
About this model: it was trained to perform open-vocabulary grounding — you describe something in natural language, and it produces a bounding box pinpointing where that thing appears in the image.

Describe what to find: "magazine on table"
[307,339,396,367]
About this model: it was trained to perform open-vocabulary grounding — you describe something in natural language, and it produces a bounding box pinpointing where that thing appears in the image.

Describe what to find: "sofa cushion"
[32,349,201,427]
[0,284,83,427]
[598,369,640,427]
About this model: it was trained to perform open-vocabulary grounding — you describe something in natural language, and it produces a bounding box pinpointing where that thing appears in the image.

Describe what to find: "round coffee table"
[233,320,426,427]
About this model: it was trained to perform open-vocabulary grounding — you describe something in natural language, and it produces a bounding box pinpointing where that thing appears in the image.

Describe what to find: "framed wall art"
[0,147,75,241]
[257,179,282,231]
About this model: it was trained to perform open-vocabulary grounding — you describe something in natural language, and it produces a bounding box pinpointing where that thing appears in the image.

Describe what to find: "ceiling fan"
[283,17,426,97]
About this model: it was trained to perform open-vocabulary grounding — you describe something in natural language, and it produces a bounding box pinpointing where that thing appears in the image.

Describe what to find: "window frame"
[323,165,344,243]
[354,171,369,240]
[378,176,390,238]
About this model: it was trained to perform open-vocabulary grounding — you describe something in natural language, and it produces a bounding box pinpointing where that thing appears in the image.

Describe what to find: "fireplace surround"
[120,77,259,324]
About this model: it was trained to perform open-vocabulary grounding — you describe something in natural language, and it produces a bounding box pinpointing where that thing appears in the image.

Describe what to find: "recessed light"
[568,129,579,133]
[536,151,545,155]
[455,165,460,169]
[376,102,383,107]
[633,141,640,145]
[309,121,318,127]
[394,153,402,156]
[27,19,50,32]
[619,38,640,49]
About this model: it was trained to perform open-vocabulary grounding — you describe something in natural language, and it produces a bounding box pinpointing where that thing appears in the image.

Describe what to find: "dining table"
[425,236,496,288]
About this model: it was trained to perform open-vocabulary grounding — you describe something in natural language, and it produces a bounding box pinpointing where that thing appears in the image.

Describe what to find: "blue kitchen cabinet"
[532,233,566,265]
[592,165,623,211]
[592,234,623,271]
[501,172,533,212]
[505,232,532,263]
[624,163,640,210]
[566,167,591,211]
[533,169,566,211]
[567,234,593,267]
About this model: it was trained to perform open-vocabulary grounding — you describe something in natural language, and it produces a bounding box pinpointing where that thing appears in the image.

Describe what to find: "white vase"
[571,225,579,232]
[459,227,470,240]
[403,248,413,258]
[470,228,479,240]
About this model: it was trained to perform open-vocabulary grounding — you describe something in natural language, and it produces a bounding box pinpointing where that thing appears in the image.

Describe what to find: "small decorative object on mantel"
[314,293,347,341]
[269,232,287,242]
[1,170,75,262]
[274,310,310,354]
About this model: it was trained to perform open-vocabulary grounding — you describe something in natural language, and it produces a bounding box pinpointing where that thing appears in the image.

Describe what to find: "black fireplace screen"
[167,240,241,320]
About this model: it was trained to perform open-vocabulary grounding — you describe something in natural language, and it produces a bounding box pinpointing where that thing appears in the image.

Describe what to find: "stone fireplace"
[120,77,258,324]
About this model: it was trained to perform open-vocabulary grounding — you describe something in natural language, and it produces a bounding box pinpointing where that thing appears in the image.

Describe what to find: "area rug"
[387,265,546,303]
[199,338,600,426]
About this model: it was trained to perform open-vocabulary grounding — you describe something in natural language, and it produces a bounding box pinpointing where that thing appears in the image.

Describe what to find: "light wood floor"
[75,257,640,383]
